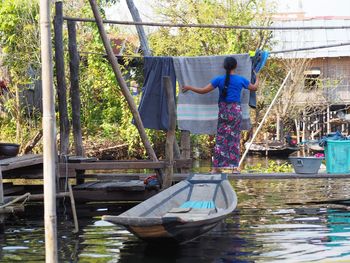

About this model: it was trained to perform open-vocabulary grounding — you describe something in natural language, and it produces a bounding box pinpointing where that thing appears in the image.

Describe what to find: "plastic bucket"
[289,157,322,174]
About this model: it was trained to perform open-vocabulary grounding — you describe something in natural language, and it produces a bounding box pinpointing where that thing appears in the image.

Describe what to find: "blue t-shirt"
[211,74,250,103]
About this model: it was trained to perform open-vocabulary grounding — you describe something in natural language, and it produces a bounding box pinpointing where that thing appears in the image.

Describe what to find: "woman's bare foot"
[232,167,241,174]
[211,168,221,174]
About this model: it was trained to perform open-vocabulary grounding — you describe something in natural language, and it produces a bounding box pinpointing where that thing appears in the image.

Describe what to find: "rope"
[63,16,350,31]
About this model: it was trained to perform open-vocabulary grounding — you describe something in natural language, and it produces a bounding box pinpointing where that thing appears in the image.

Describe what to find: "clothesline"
[77,41,350,58]
[63,16,350,31]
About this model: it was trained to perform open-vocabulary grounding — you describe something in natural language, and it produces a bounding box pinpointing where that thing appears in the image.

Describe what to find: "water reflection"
[2,179,350,262]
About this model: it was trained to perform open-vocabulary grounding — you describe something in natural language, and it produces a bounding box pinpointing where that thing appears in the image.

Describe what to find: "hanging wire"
[63,16,350,30]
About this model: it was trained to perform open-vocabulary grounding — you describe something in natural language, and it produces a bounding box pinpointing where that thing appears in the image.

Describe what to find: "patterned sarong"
[213,102,242,168]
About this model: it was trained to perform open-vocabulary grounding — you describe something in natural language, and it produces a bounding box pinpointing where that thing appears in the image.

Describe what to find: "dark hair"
[222,57,237,98]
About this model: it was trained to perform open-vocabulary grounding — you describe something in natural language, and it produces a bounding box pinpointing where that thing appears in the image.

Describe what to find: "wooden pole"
[68,21,84,157]
[126,0,151,56]
[239,71,291,169]
[87,0,160,165]
[54,1,70,155]
[0,168,3,205]
[40,0,58,261]
[163,77,176,188]
[180,131,191,173]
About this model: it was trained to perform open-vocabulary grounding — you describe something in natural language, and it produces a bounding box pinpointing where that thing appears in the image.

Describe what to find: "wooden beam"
[68,21,84,156]
[163,76,176,188]
[87,0,162,180]
[54,1,70,155]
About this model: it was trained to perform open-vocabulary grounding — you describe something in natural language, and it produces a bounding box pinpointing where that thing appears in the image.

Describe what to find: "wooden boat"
[304,140,324,153]
[102,174,237,243]
[247,141,299,157]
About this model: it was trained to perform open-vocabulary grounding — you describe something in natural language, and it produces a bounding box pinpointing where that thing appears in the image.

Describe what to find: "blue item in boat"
[180,200,216,209]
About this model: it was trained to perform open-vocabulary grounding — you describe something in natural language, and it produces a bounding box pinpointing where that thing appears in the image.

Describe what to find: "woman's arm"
[182,83,214,94]
[248,75,259,91]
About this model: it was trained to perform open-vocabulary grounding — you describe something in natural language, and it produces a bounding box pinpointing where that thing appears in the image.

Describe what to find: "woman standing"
[182,57,259,173]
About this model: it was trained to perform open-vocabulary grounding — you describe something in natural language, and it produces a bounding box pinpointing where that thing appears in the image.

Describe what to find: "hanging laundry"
[137,57,176,130]
[249,50,269,108]
[174,54,252,134]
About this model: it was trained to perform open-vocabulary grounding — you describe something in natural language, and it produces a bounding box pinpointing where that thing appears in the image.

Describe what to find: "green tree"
[149,0,275,157]
[0,0,40,144]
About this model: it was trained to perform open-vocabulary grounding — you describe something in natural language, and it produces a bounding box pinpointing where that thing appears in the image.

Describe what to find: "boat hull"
[103,174,237,243]
[121,216,224,243]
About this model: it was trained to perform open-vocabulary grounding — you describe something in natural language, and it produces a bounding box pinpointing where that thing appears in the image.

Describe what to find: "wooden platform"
[83,172,350,181]
[0,154,43,172]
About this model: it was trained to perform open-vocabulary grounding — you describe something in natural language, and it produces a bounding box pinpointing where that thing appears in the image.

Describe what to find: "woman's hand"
[182,85,192,93]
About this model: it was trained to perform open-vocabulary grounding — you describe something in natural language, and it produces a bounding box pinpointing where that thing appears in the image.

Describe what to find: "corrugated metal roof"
[272,18,350,58]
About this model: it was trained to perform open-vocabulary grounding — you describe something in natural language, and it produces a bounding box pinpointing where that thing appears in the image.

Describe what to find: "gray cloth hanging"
[137,57,176,130]
[174,54,252,134]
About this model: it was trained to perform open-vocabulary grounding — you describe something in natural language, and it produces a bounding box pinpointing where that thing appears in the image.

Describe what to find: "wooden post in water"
[180,131,191,173]
[40,0,58,261]
[163,76,176,188]
[88,0,163,185]
[68,21,84,157]
[54,1,70,156]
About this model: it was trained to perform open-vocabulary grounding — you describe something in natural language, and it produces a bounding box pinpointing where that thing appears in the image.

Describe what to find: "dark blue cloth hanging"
[136,57,177,130]
[249,50,269,108]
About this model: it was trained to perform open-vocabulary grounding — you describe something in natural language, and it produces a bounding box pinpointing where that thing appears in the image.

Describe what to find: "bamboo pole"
[40,0,58,261]
[68,21,84,157]
[68,183,79,233]
[62,16,350,31]
[126,0,151,56]
[163,76,176,188]
[239,71,292,169]
[54,1,70,155]
[87,1,159,163]
[180,131,191,173]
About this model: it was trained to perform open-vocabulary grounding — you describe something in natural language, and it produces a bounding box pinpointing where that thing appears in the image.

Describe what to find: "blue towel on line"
[249,50,269,108]
[136,57,177,130]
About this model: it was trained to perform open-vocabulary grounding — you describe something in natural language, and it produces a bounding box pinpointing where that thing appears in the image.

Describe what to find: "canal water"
[2,160,350,262]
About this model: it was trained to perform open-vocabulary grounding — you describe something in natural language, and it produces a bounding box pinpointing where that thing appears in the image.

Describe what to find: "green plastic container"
[325,140,350,174]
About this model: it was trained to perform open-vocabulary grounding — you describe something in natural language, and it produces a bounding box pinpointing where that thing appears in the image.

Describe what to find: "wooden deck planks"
[63,159,192,170]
